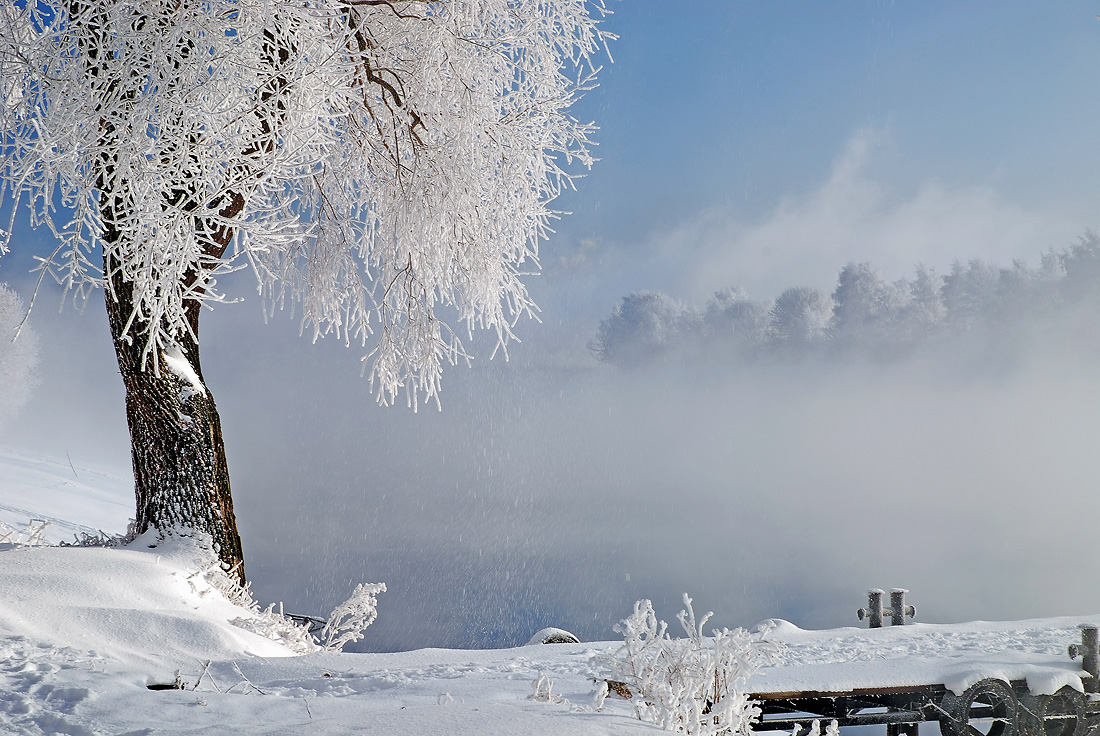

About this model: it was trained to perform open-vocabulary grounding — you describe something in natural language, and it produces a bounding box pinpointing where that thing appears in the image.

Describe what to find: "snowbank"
[0,538,633,735]
[0,447,641,734]
[747,617,1099,697]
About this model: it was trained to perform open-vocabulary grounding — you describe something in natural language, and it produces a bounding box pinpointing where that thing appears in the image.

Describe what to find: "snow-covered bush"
[186,552,320,655]
[318,582,387,651]
[602,594,781,735]
[0,282,38,429]
[175,535,385,654]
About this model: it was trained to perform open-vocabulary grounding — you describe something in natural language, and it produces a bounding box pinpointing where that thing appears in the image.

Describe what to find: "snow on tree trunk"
[104,243,243,581]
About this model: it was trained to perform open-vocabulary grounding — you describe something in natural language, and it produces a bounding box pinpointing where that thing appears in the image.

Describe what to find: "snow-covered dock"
[746,616,1100,735]
[751,617,1098,698]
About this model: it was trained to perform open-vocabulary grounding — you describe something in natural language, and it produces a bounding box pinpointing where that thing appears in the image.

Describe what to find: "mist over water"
[216,301,1100,650]
[5,238,1100,652]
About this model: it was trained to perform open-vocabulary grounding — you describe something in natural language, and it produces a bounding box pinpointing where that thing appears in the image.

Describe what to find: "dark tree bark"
[102,227,245,582]
[103,267,245,580]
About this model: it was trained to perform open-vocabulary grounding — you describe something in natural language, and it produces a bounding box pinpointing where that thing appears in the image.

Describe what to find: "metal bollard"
[1069,624,1100,693]
[858,589,886,628]
[859,589,916,628]
[889,589,916,626]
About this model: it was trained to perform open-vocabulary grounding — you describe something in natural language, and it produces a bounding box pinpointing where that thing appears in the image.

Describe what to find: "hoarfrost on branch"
[318,581,386,651]
[0,0,611,407]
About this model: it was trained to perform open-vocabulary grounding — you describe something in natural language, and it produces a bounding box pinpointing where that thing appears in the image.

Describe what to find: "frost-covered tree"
[703,288,772,359]
[589,291,700,367]
[0,283,39,429]
[942,259,999,332]
[830,262,912,357]
[1058,231,1100,303]
[897,265,945,341]
[769,286,832,349]
[830,263,886,344]
[1,0,610,577]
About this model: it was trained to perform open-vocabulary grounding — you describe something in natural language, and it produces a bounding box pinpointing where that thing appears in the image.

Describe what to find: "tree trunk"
[103,252,245,582]
[81,4,247,582]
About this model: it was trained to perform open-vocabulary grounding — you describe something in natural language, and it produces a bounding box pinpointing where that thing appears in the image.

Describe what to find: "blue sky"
[543,1,1100,313]
[5,2,1100,648]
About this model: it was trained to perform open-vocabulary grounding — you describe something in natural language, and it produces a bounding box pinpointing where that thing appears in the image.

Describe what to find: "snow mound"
[0,535,302,674]
[0,537,635,735]
[527,627,581,645]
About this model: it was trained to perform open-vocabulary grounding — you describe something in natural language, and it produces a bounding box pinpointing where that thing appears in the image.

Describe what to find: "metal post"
[889,589,916,626]
[858,589,885,628]
[1069,624,1100,693]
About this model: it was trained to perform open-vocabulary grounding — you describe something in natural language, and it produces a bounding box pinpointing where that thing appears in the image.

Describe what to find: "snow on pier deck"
[747,616,1100,698]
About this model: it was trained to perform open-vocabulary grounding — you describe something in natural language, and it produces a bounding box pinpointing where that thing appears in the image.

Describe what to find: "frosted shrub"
[179,536,384,653]
[602,594,781,736]
[318,583,387,651]
[189,553,320,655]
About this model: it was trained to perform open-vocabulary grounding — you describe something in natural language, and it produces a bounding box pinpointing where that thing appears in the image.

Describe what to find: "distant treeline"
[590,233,1100,367]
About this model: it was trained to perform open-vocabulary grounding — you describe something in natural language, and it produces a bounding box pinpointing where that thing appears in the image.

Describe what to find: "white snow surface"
[0,446,131,544]
[746,617,1098,698]
[0,444,1098,734]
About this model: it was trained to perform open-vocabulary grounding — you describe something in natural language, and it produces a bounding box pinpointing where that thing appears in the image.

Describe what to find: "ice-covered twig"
[192,660,221,693]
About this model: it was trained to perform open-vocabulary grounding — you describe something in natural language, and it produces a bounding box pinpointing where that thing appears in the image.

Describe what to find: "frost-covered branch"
[318,582,387,651]
[1,0,612,405]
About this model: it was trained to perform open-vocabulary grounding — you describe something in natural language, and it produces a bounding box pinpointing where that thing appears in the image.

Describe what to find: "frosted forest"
[592,235,1100,370]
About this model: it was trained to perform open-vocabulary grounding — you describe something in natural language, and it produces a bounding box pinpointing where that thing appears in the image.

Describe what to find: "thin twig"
[231,662,266,695]
[193,660,211,691]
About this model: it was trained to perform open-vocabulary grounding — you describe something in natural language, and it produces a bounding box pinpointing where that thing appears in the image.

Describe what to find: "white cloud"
[657,127,1091,300]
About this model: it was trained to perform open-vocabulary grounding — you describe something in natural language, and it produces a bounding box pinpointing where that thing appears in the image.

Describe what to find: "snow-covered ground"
[0,537,645,734]
[0,445,1098,735]
[0,446,131,545]
[0,447,649,734]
